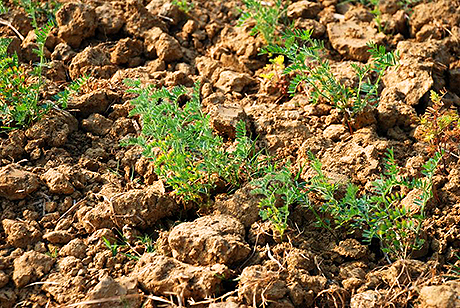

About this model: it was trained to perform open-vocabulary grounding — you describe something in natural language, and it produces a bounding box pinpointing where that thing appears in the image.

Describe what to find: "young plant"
[238,0,287,45]
[171,0,193,13]
[0,21,54,129]
[259,55,290,98]
[0,0,7,14]
[251,148,442,260]
[138,234,156,254]
[103,237,121,258]
[416,90,460,159]
[122,80,257,202]
[251,164,301,237]
[307,149,442,260]
[262,29,399,126]
[53,74,89,109]
[16,0,61,27]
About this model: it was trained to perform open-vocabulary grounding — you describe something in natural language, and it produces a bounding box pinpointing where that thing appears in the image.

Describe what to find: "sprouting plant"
[416,90,460,159]
[238,0,287,45]
[171,0,193,13]
[262,29,399,127]
[445,252,460,280]
[259,55,290,97]
[16,0,61,26]
[46,245,58,258]
[138,234,156,254]
[104,232,159,261]
[251,164,302,237]
[0,20,55,129]
[307,149,442,260]
[122,80,258,202]
[32,21,54,100]
[0,0,7,14]
[251,148,441,259]
[103,237,120,258]
[54,74,89,109]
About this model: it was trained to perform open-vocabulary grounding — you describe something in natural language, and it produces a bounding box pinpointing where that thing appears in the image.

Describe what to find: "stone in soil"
[208,102,247,139]
[327,19,385,61]
[84,276,141,308]
[418,281,460,308]
[238,265,289,306]
[41,168,75,195]
[109,185,180,229]
[383,40,449,106]
[56,2,97,48]
[134,254,230,300]
[0,165,39,200]
[168,214,251,266]
[213,184,263,228]
[25,109,78,148]
[81,113,114,136]
[215,70,256,93]
[144,27,183,62]
[13,251,55,288]
[69,46,117,80]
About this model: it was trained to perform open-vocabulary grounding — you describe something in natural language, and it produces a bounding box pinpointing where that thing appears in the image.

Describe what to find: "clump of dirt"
[1,0,460,307]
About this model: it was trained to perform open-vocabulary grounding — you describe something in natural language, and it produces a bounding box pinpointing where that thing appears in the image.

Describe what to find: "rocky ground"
[1,0,460,307]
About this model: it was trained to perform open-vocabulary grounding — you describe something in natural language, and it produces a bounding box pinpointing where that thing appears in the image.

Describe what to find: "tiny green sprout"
[103,237,120,258]
[172,0,193,13]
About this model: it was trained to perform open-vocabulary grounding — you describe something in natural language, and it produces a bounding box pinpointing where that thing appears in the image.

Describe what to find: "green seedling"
[0,21,54,129]
[16,0,61,27]
[250,148,441,260]
[262,29,399,128]
[54,74,89,109]
[0,1,7,14]
[251,164,301,237]
[122,80,258,202]
[46,245,58,258]
[0,25,87,130]
[238,0,287,45]
[138,234,156,253]
[307,149,442,260]
[103,237,120,258]
[172,0,193,13]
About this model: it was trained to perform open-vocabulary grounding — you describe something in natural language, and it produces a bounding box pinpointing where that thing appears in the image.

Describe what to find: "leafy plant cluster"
[262,29,399,122]
[171,0,194,13]
[0,2,87,130]
[0,21,54,129]
[416,90,460,159]
[251,149,442,260]
[103,233,156,261]
[251,163,302,237]
[238,0,287,45]
[14,0,61,27]
[122,80,259,202]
